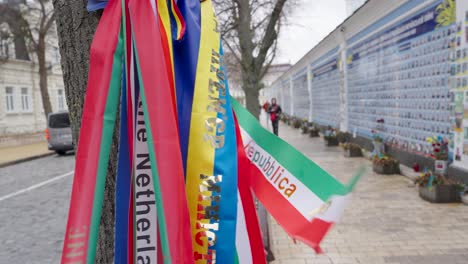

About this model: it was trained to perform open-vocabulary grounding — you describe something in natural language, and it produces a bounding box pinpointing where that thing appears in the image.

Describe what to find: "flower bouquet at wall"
[281,114,290,124]
[309,123,320,138]
[372,155,399,175]
[371,130,385,157]
[426,135,449,175]
[292,117,302,129]
[323,126,338,147]
[280,113,289,124]
[415,170,462,203]
[301,119,310,134]
[342,143,363,158]
[336,131,349,144]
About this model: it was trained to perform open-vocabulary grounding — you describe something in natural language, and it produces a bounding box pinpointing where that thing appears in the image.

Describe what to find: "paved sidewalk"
[0,141,53,167]
[268,123,468,264]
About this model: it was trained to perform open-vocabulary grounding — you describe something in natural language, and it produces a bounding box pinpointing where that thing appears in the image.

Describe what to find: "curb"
[0,152,55,168]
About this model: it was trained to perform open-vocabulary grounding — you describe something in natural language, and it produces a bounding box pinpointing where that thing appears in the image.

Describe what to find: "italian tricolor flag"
[232,99,363,253]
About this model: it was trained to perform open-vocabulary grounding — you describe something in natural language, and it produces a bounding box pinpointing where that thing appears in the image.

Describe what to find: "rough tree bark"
[52,1,116,262]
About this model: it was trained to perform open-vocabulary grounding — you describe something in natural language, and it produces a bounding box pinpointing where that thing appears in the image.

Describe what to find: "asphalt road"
[0,154,75,264]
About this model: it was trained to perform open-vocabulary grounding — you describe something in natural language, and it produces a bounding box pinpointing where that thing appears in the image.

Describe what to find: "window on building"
[21,87,31,112]
[53,47,60,64]
[57,89,65,110]
[5,87,14,112]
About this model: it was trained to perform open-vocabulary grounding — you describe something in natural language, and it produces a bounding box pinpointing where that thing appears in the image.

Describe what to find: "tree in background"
[0,0,56,118]
[214,0,291,119]
[214,1,292,260]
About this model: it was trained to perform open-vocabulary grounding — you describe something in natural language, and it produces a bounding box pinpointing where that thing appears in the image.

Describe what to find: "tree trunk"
[52,1,116,263]
[243,76,261,120]
[37,35,53,118]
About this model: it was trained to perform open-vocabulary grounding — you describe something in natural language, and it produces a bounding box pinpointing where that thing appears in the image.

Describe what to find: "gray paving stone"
[268,123,468,264]
[0,155,74,263]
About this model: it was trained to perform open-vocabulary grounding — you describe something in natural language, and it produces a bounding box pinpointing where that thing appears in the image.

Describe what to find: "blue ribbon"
[87,0,108,11]
[114,64,132,264]
[172,0,201,174]
[210,43,238,263]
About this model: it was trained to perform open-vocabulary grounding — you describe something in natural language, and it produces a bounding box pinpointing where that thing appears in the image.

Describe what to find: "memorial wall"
[347,0,452,156]
[265,0,468,171]
[310,55,341,127]
[292,70,309,120]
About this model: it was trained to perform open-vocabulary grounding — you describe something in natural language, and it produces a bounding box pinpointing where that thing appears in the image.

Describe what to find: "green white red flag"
[232,99,363,254]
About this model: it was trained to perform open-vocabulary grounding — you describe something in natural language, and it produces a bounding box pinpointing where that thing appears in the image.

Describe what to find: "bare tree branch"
[213,0,291,120]
[1,0,56,117]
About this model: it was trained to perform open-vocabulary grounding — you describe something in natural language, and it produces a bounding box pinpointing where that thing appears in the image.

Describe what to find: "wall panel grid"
[263,0,468,163]
[311,57,341,127]
[292,73,310,120]
[346,0,452,155]
[281,81,291,115]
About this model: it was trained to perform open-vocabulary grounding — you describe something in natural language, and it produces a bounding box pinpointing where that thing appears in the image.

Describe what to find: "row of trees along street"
[51,0,293,262]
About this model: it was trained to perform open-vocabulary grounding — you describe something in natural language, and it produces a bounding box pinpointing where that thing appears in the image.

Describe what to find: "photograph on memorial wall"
[465,104,468,119]
[346,0,454,155]
[454,92,464,132]
[465,9,468,41]
[311,55,341,127]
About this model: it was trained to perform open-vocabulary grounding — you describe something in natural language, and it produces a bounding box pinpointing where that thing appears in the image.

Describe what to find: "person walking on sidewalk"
[268,98,282,136]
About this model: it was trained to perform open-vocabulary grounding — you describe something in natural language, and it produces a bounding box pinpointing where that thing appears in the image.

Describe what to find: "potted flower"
[285,115,292,126]
[336,131,349,144]
[323,126,338,146]
[301,120,310,134]
[415,171,462,203]
[371,130,385,157]
[292,117,302,129]
[426,135,449,175]
[309,124,320,138]
[372,155,399,175]
[342,143,362,157]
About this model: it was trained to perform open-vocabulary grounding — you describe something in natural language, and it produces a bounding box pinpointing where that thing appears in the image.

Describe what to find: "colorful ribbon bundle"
[61,0,363,263]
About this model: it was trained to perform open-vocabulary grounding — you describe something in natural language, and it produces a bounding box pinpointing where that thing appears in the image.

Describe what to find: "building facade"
[0,61,65,134]
[264,0,468,178]
[345,0,367,16]
[0,3,65,140]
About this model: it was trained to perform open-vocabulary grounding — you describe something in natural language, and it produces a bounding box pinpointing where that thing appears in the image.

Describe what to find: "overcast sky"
[276,0,348,64]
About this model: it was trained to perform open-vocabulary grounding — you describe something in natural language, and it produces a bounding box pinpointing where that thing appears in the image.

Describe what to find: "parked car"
[46,111,73,155]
